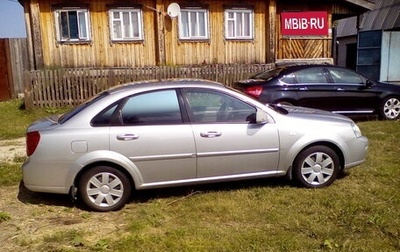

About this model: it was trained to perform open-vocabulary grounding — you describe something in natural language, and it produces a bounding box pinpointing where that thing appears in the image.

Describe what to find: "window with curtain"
[55,8,90,42]
[179,8,209,40]
[225,8,253,40]
[109,8,143,41]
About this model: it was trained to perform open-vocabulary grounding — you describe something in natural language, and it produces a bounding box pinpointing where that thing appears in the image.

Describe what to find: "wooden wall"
[0,39,28,100]
[24,0,272,68]
[164,0,268,65]
[22,0,337,69]
[32,0,158,68]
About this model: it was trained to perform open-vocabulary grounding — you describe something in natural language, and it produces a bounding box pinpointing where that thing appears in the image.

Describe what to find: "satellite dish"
[167,3,180,18]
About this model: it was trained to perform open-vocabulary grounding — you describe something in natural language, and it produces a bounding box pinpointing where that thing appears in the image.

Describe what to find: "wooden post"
[29,1,44,70]
[155,0,166,66]
[267,0,277,63]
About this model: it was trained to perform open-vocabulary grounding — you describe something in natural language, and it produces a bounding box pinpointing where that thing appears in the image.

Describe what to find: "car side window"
[91,104,119,126]
[328,68,364,84]
[184,90,256,123]
[121,90,182,125]
[294,68,327,83]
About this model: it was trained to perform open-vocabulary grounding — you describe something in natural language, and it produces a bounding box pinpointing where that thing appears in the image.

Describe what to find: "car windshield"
[252,67,285,81]
[58,91,110,124]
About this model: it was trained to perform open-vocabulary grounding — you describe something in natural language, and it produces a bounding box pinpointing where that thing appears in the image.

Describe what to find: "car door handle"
[298,87,308,91]
[200,131,222,138]
[117,134,139,141]
[336,88,345,91]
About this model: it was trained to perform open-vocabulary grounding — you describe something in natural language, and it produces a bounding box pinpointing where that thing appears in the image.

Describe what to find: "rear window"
[252,68,284,81]
[58,91,110,124]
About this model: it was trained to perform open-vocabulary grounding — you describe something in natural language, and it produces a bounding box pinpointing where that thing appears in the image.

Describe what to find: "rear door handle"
[117,134,139,141]
[200,131,222,138]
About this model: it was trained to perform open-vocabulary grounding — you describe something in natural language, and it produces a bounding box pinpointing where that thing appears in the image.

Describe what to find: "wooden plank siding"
[22,0,275,68]
[35,0,158,68]
[165,0,269,65]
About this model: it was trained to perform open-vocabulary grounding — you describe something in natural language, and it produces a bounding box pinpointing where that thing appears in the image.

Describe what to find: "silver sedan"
[22,79,368,211]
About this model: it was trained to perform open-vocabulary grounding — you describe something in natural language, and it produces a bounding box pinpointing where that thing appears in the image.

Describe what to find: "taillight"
[243,85,263,99]
[26,131,40,156]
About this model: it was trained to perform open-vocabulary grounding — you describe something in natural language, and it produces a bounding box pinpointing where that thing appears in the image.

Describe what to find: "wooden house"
[19,0,374,70]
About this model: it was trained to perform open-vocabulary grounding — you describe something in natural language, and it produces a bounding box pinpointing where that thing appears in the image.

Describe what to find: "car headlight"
[351,122,362,138]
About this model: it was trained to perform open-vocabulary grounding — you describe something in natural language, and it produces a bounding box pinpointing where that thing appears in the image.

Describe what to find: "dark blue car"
[234,64,400,120]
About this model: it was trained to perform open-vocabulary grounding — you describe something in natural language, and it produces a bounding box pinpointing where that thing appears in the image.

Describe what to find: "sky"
[0,0,26,38]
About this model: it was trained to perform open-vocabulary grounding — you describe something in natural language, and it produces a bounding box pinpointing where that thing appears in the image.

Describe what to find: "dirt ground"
[0,138,125,251]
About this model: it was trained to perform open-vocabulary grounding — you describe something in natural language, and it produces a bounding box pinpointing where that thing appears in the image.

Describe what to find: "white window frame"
[109,8,144,41]
[55,8,91,42]
[178,8,209,40]
[224,8,254,40]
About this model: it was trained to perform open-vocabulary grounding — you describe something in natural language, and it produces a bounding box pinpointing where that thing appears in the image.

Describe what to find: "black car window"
[120,90,182,125]
[328,68,364,84]
[294,68,327,83]
[91,104,119,126]
[281,73,296,84]
[184,90,256,123]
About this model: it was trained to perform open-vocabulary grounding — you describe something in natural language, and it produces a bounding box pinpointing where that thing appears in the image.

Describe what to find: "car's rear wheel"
[293,146,340,188]
[381,96,400,120]
[78,166,131,212]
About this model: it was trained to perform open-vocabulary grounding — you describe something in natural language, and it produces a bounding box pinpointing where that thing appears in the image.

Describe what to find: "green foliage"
[0,211,11,223]
[0,99,69,140]
[0,162,22,185]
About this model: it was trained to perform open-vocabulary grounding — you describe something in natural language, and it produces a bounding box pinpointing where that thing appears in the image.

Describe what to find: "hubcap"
[384,98,400,119]
[301,152,334,186]
[86,172,124,207]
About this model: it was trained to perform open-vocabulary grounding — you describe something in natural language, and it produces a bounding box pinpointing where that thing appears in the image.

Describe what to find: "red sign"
[281,11,328,36]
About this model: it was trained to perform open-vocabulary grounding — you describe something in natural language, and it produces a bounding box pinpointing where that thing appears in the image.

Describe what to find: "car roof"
[107,78,225,95]
[279,63,334,72]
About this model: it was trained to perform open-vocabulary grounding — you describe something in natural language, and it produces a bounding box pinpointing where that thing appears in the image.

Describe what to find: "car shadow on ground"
[17,181,75,208]
[17,172,350,211]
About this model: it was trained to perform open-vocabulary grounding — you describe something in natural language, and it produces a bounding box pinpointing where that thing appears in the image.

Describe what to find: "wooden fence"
[24,64,275,108]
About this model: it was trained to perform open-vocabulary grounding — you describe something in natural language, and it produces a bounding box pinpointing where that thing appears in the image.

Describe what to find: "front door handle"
[117,134,139,141]
[200,131,222,138]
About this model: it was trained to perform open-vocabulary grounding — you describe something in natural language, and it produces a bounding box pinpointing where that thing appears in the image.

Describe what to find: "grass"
[0,99,69,140]
[0,99,399,251]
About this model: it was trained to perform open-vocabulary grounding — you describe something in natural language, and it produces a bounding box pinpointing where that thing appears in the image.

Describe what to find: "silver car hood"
[276,105,353,123]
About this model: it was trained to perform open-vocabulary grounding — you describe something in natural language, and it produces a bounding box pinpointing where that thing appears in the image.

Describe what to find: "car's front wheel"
[293,146,340,188]
[78,166,132,212]
[381,96,400,120]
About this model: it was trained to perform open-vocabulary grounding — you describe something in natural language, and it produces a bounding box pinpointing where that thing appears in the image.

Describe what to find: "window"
[328,68,363,84]
[121,90,182,125]
[225,8,253,40]
[294,68,328,83]
[179,8,209,40]
[184,90,256,123]
[109,8,143,41]
[55,8,90,42]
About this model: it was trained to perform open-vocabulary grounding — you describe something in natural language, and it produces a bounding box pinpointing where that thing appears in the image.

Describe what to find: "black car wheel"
[381,97,400,120]
[293,146,340,188]
[78,166,132,212]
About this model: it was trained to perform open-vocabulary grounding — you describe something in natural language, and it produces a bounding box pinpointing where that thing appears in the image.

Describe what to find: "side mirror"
[366,79,374,88]
[256,109,269,124]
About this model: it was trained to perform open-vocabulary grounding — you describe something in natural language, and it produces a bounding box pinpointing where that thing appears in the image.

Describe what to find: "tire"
[293,146,340,188]
[381,97,400,120]
[78,166,132,212]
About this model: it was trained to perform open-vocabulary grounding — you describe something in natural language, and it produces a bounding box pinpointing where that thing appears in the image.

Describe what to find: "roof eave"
[343,0,375,10]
